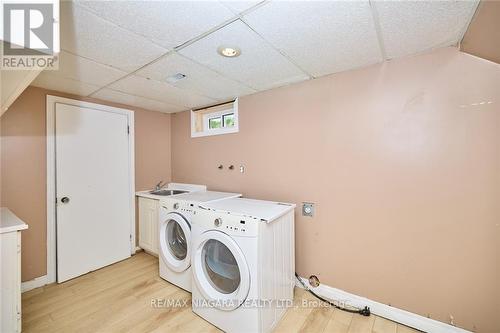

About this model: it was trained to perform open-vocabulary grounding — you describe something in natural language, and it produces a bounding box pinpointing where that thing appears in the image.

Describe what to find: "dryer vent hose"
[295,272,371,316]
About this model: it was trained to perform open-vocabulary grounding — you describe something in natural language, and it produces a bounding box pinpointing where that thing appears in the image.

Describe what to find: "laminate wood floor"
[22,252,421,333]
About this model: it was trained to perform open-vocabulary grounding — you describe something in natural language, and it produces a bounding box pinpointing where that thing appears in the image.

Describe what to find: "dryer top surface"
[199,198,295,222]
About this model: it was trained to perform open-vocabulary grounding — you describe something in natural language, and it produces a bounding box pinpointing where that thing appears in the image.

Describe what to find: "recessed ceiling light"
[217,46,241,58]
[165,73,186,84]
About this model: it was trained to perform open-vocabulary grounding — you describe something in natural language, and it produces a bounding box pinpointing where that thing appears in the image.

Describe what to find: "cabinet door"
[138,197,153,252]
[151,200,159,254]
[138,197,159,255]
[16,233,22,332]
[1,231,21,333]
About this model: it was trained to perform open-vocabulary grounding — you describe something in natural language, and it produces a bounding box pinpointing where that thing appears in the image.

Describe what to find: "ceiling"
[31,0,480,113]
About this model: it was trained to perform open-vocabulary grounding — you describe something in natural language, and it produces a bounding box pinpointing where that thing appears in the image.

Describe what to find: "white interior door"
[55,103,132,282]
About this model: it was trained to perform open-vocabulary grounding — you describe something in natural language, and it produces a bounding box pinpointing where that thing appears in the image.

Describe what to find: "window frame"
[222,113,235,128]
[203,110,234,131]
[208,116,223,129]
[191,98,239,138]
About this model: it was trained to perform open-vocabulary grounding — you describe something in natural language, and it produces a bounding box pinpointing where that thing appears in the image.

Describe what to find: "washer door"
[159,212,191,272]
[193,230,250,311]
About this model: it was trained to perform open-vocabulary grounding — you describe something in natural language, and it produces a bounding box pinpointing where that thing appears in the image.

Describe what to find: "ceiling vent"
[165,73,186,84]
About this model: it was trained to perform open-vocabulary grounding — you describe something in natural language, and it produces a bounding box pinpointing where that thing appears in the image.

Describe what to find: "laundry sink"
[149,189,188,196]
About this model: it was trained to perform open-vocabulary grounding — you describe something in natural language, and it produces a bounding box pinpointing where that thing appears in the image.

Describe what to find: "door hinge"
[127,125,130,134]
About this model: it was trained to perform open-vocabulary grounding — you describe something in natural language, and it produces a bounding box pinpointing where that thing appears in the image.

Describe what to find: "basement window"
[207,113,235,130]
[191,99,239,137]
[208,116,222,129]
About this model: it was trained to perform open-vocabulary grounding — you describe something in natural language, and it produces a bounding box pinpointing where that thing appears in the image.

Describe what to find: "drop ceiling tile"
[109,75,216,109]
[77,1,235,50]
[31,72,100,96]
[91,88,184,114]
[136,52,256,101]
[52,50,127,86]
[374,0,479,59]
[61,2,167,72]
[243,1,382,78]
[179,20,309,91]
[219,1,264,14]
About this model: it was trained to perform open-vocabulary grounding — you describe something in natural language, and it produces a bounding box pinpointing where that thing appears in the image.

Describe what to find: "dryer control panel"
[194,209,259,237]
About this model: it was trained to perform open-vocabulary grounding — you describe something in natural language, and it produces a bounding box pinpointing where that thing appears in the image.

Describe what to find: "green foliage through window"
[223,113,235,127]
[209,117,222,129]
[209,113,234,130]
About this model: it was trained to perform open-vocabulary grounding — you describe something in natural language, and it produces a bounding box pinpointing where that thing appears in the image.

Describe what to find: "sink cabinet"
[138,197,159,256]
[1,231,22,333]
[1,208,28,333]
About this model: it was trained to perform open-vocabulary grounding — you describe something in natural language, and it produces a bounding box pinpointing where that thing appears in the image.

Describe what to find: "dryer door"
[193,230,250,311]
[159,212,191,272]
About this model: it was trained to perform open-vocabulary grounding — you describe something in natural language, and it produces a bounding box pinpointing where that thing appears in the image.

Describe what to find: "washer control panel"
[160,200,197,215]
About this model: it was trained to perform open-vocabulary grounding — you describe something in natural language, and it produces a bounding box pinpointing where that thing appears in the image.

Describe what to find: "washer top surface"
[167,183,207,192]
[162,190,241,204]
[199,197,295,222]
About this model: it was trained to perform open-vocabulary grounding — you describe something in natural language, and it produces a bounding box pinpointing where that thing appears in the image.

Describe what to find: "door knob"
[61,197,70,204]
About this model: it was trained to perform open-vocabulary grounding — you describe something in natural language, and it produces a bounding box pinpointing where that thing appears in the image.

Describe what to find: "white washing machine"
[158,191,241,292]
[191,198,296,333]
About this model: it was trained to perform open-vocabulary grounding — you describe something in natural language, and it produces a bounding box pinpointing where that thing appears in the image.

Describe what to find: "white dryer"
[191,198,295,333]
[158,191,241,292]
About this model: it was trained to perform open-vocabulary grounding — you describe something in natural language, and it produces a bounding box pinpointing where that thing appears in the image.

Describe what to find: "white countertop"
[135,190,166,200]
[0,207,28,234]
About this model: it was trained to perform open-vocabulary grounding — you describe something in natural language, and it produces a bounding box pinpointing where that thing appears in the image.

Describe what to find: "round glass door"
[193,230,250,311]
[202,239,240,294]
[167,220,187,260]
[159,213,191,272]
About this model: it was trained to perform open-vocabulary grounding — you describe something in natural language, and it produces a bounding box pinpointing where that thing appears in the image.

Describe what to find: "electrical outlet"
[302,202,314,217]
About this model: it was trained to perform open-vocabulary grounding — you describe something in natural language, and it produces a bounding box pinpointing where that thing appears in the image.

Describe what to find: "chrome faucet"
[155,180,166,191]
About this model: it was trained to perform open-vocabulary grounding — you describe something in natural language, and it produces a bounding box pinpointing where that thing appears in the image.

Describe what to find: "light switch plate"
[302,202,314,217]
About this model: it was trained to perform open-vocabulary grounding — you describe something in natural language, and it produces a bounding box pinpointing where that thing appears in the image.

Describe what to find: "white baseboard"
[135,246,142,253]
[296,276,471,333]
[22,275,49,293]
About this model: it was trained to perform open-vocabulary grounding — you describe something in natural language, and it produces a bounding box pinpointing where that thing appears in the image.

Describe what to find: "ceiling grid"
[30,0,480,113]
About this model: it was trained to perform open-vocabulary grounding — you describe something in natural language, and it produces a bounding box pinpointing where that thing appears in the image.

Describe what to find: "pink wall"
[0,86,172,281]
[1,47,498,332]
[461,1,500,65]
[1,87,47,280]
[171,47,500,332]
